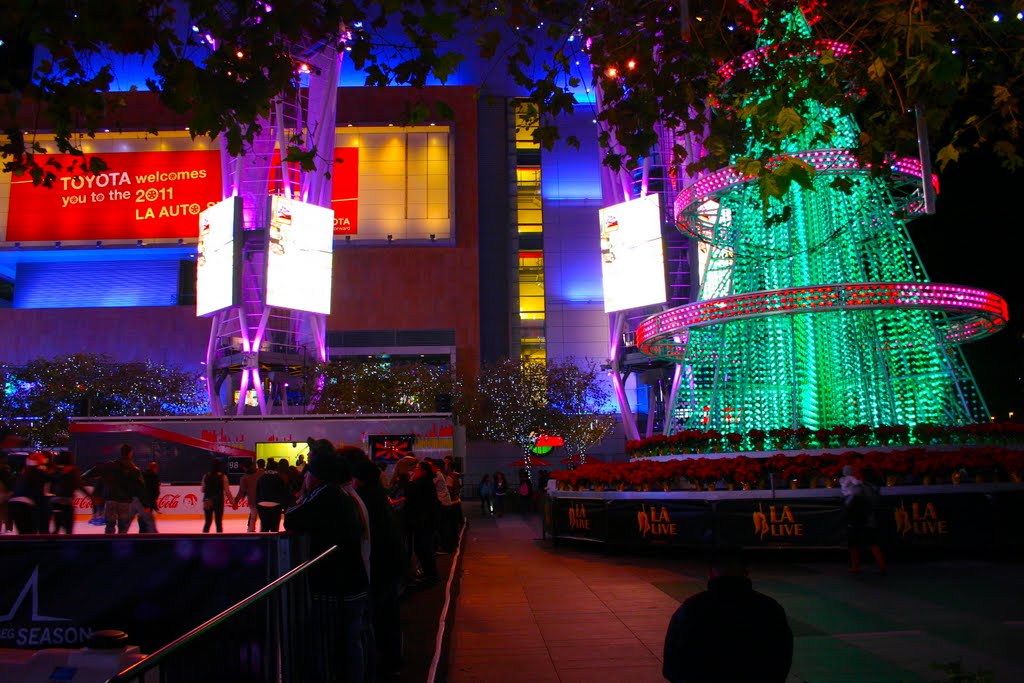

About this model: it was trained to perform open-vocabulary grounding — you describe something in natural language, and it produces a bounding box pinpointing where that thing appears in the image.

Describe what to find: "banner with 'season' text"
[0,536,281,651]
[4,147,359,243]
[5,150,223,242]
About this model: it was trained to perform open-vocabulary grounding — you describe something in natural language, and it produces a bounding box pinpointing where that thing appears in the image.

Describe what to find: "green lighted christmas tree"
[636,7,1008,434]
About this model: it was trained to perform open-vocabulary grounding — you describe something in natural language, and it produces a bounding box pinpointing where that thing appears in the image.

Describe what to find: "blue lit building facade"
[0,39,649,438]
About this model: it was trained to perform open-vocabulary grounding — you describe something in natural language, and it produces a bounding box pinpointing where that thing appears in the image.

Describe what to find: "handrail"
[106,544,338,683]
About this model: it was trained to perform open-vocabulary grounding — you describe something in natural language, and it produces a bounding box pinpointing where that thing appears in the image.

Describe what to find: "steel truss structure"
[205,41,341,415]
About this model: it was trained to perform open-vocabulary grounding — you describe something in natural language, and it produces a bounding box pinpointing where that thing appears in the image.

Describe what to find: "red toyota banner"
[268,146,359,235]
[331,146,359,235]
[5,150,223,242]
[5,145,360,242]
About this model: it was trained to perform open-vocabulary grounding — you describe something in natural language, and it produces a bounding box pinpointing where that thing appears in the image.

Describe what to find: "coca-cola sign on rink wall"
[72,486,240,516]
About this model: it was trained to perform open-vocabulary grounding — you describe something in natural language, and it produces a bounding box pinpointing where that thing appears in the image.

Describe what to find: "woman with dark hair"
[405,460,441,587]
[201,459,232,533]
[388,459,415,573]
[493,471,508,518]
[284,443,371,683]
[51,451,91,534]
[841,465,887,575]
[255,459,294,532]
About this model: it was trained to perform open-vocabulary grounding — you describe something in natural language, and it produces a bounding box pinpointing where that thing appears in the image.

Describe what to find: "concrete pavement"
[449,506,1024,683]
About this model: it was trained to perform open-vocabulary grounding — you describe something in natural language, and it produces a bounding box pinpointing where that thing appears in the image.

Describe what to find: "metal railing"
[107,545,338,683]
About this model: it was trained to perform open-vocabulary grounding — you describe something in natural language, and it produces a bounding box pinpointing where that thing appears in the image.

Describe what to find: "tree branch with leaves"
[307,358,452,415]
[464,357,614,472]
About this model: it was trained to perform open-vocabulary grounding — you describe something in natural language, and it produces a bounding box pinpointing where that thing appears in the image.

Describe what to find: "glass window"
[334,126,451,241]
[514,103,541,150]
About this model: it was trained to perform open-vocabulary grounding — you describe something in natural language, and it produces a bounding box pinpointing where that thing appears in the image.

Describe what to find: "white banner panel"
[196,196,241,316]
[599,194,667,312]
[265,196,334,314]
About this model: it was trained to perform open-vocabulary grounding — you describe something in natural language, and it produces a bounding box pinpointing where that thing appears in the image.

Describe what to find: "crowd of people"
[476,467,552,517]
[0,445,466,549]
[0,442,561,546]
[2,441,895,683]
[0,444,165,535]
[282,440,465,681]
[0,440,466,681]
[1,447,174,535]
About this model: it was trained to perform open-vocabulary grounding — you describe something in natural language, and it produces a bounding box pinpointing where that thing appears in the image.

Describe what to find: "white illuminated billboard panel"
[196,196,242,317]
[265,196,334,314]
[599,194,667,313]
[695,199,734,299]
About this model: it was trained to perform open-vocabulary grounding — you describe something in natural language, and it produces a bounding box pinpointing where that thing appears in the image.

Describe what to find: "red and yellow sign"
[4,145,360,242]
[894,500,949,536]
[331,147,359,235]
[752,503,805,541]
[6,150,223,242]
[637,503,678,539]
[266,147,359,236]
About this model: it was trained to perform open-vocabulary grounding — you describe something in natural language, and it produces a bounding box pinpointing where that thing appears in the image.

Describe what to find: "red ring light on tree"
[675,149,937,240]
[636,282,1008,361]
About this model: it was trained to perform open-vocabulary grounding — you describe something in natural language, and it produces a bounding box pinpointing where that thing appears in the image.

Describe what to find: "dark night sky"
[909,154,1024,420]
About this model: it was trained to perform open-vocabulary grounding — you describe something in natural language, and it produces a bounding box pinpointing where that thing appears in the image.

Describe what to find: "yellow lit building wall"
[514,102,545,362]
[336,126,451,240]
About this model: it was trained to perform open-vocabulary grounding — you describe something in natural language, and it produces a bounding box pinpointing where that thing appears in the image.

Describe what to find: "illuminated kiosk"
[544,8,1020,552]
[199,40,341,415]
[634,10,1007,435]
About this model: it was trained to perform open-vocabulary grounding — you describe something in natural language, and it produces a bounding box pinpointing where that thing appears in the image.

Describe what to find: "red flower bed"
[551,446,1024,491]
[625,423,1024,458]
[995,449,1024,477]
[782,453,817,482]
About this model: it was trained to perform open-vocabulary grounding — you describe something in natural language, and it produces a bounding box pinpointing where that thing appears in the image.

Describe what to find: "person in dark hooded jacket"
[344,448,408,677]
[255,458,293,531]
[404,460,440,587]
[663,547,792,683]
[285,440,371,683]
